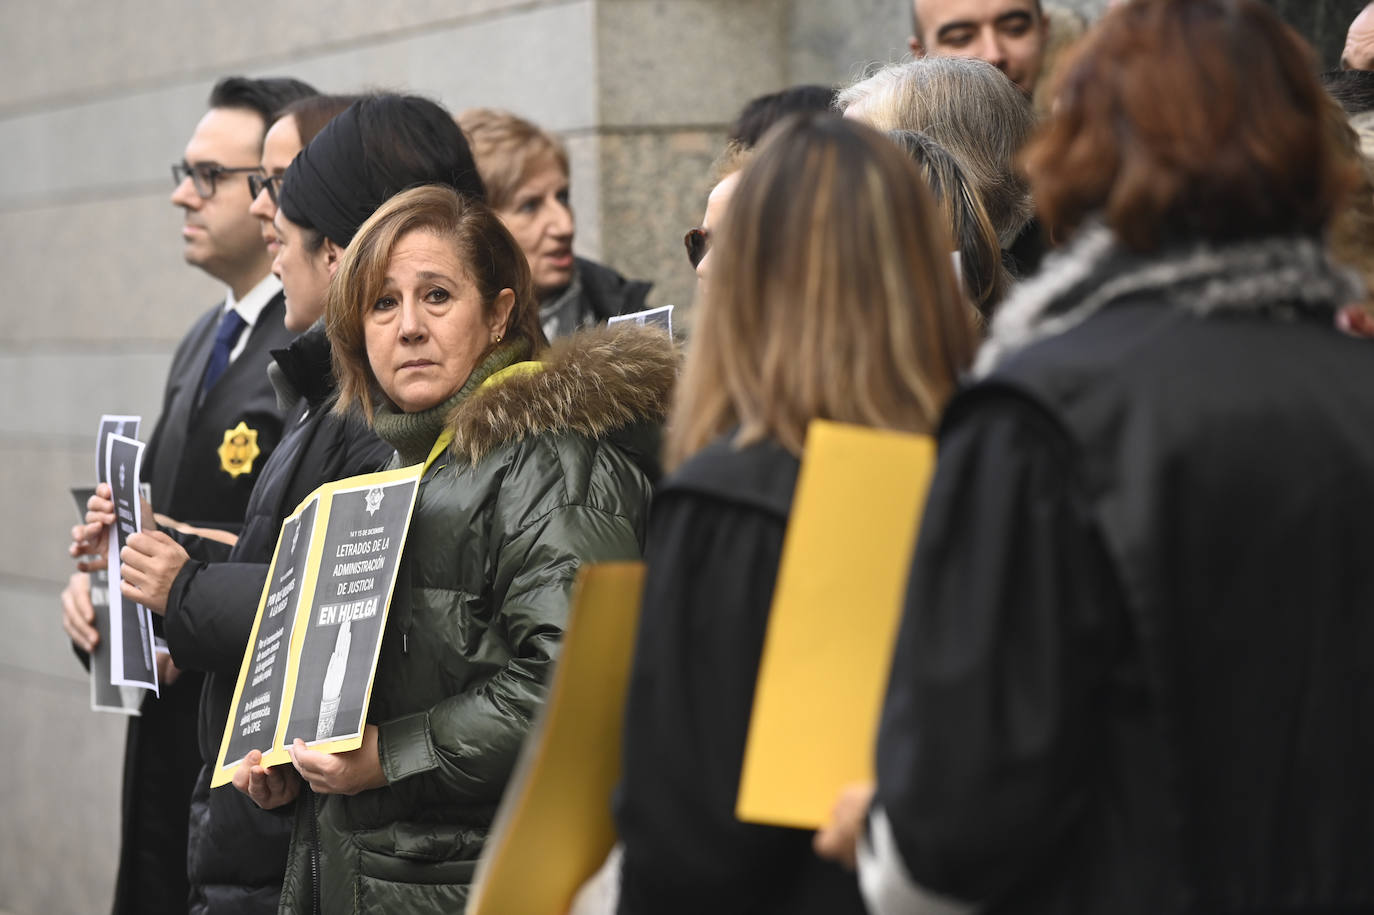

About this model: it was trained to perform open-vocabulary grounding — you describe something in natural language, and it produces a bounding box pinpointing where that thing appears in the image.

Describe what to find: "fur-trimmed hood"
[975,223,1365,378]
[446,322,678,466]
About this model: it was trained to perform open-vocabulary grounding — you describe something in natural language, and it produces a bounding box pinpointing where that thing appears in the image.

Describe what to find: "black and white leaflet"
[105,433,158,694]
[223,501,318,765]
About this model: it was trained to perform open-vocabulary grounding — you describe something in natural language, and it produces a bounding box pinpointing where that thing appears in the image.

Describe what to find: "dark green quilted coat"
[276,326,675,913]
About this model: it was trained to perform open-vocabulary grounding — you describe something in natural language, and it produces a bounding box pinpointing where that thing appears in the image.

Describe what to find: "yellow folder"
[209,462,425,788]
[736,420,936,830]
[466,562,647,915]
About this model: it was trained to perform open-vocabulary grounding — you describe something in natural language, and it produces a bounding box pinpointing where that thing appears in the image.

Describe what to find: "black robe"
[143,297,295,528]
[872,232,1374,913]
[111,293,295,915]
[615,436,865,914]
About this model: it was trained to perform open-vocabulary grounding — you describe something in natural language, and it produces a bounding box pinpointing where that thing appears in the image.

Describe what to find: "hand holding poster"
[212,463,423,787]
[105,433,159,695]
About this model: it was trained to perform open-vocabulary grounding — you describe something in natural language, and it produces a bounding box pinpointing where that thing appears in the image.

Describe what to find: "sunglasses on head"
[684,227,710,268]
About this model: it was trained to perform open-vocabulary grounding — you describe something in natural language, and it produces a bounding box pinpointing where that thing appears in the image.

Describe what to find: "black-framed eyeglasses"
[247,173,284,204]
[171,161,263,199]
[684,227,711,268]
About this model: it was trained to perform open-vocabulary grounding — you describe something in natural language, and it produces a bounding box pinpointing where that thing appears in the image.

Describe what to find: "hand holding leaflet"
[73,483,159,571]
[813,782,876,870]
[78,415,141,569]
[118,530,191,615]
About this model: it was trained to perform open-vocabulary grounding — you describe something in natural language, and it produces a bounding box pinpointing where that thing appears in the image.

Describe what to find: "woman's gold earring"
[493,333,503,344]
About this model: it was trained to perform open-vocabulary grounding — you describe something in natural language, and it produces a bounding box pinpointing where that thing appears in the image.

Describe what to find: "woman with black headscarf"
[107,94,486,915]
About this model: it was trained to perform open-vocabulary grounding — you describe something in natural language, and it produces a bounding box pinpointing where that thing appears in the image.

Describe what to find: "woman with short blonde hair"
[455,107,569,211]
[459,107,652,337]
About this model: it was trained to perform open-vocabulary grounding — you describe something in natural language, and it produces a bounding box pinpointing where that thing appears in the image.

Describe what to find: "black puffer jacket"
[163,324,395,915]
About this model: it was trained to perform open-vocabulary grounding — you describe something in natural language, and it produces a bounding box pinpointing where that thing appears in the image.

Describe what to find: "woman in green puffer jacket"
[233,184,675,913]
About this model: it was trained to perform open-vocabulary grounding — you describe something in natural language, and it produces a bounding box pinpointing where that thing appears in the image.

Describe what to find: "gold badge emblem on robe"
[218,421,261,477]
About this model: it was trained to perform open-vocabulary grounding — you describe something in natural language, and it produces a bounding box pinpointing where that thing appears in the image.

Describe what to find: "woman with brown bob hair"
[612,113,976,914]
[828,1,1374,912]
[238,184,675,911]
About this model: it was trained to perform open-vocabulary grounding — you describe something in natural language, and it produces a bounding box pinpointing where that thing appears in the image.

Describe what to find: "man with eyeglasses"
[61,74,315,915]
[154,76,314,529]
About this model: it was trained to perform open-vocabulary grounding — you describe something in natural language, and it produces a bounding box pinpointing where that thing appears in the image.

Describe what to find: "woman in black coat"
[611,114,977,914]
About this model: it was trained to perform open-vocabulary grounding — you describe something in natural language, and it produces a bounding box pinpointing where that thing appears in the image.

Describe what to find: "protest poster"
[105,433,158,695]
[211,463,423,787]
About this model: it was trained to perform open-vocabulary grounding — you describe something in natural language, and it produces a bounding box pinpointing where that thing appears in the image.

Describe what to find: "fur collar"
[975,223,1364,377]
[446,323,678,464]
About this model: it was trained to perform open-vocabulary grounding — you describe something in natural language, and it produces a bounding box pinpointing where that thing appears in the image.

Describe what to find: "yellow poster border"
[211,431,450,788]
